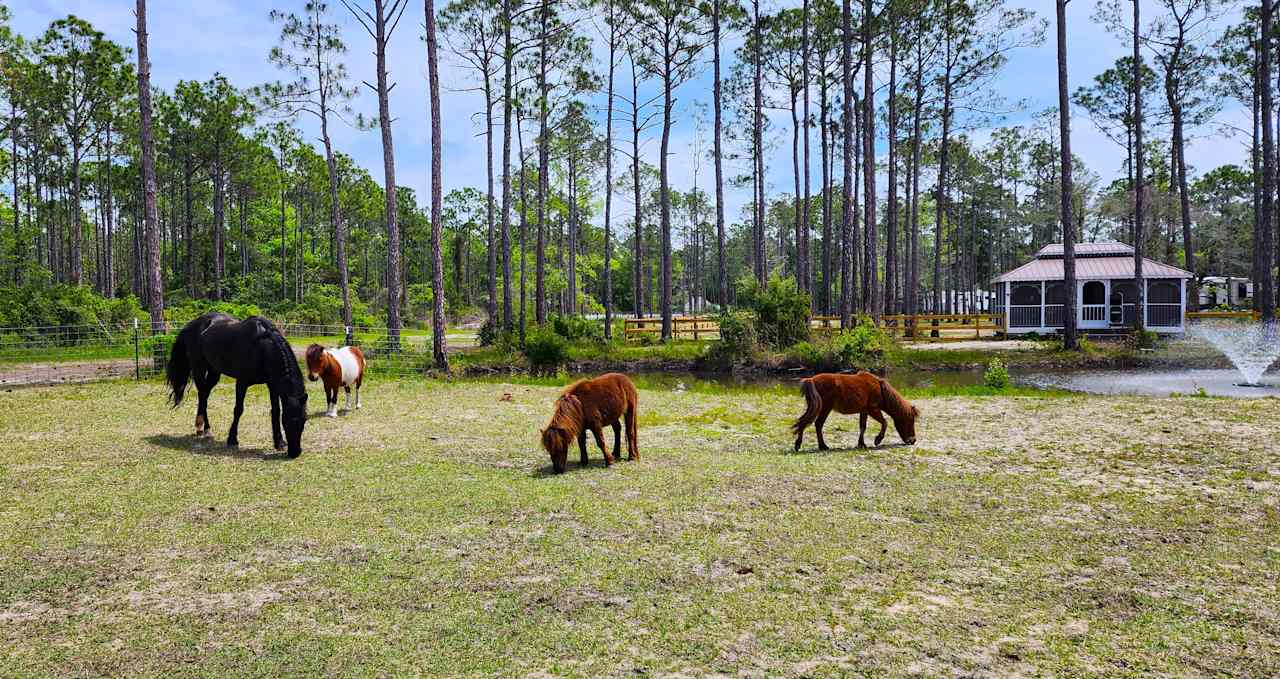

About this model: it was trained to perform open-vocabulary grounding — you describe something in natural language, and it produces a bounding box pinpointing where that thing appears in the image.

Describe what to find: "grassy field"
[2,378,1278,677]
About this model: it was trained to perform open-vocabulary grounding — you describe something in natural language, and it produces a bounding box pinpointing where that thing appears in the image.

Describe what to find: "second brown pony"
[791,371,919,452]
[541,372,640,474]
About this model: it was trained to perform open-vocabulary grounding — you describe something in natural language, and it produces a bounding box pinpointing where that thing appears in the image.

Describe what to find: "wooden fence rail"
[623,313,1006,343]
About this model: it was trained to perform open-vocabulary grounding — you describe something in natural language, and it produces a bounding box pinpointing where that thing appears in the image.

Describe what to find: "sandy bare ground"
[1,379,1278,676]
[0,358,146,387]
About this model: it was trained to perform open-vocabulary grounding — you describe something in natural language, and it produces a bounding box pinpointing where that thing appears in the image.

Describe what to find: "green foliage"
[703,310,759,367]
[735,275,811,349]
[983,358,1011,390]
[784,317,892,372]
[1134,328,1159,349]
[548,314,603,344]
[522,325,570,375]
[0,284,147,328]
[163,299,263,324]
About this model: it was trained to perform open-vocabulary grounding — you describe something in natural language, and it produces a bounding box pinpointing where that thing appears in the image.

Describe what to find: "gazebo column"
[1040,280,1046,329]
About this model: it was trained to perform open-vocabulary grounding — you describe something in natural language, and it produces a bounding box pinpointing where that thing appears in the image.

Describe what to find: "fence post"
[134,318,141,380]
[345,325,353,346]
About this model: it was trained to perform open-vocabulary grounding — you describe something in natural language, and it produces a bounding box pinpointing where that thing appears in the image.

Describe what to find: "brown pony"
[791,371,919,452]
[304,344,366,417]
[540,372,640,474]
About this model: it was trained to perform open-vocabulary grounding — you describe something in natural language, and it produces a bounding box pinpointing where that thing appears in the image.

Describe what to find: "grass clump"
[983,357,1011,389]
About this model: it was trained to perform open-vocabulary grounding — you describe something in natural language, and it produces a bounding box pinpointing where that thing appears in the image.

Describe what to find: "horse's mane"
[547,390,584,434]
[878,377,919,421]
[251,317,304,395]
[305,343,326,366]
[542,390,584,453]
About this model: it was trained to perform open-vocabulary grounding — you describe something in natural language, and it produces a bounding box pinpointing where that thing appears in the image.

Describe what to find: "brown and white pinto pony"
[540,372,640,474]
[305,344,366,417]
[791,371,919,452]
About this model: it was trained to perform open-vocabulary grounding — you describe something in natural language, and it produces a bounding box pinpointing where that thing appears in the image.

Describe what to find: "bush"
[478,317,499,347]
[0,284,148,329]
[523,325,570,375]
[549,314,604,344]
[784,317,891,371]
[164,299,263,325]
[735,275,810,349]
[703,310,759,367]
[1134,328,1158,350]
[984,357,1010,389]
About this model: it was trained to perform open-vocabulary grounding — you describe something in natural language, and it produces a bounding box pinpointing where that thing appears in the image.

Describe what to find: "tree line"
[0,0,1274,360]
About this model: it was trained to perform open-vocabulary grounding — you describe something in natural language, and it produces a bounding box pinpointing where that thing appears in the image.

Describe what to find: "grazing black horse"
[166,313,309,457]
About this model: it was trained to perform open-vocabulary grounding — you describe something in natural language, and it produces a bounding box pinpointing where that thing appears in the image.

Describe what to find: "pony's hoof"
[326,412,337,418]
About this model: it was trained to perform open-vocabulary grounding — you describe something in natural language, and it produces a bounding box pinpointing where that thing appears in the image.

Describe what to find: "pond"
[1019,368,1280,398]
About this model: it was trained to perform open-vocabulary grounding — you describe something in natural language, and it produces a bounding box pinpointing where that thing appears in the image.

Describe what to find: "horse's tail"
[166,322,193,408]
[791,378,822,437]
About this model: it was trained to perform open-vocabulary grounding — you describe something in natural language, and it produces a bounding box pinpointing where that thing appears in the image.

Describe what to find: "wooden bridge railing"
[624,313,1005,343]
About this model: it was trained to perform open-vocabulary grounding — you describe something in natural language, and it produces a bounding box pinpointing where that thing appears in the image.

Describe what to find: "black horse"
[166,313,309,457]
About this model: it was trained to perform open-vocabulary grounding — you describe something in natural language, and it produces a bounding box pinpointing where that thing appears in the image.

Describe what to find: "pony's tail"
[791,378,822,437]
[166,325,192,408]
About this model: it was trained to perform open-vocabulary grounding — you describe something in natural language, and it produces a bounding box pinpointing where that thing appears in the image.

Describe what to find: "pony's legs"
[591,426,613,465]
[227,381,248,447]
[267,383,284,451]
[355,376,363,409]
[195,370,220,437]
[611,422,624,461]
[869,409,888,447]
[326,386,338,417]
[344,385,352,413]
[625,407,640,461]
[857,413,868,448]
[577,430,589,466]
[814,405,833,451]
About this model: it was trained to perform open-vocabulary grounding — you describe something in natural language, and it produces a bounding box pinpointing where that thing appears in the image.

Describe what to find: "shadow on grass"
[530,457,638,478]
[789,441,915,455]
[145,434,292,461]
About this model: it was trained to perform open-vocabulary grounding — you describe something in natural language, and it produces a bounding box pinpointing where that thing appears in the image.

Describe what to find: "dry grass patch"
[0,378,1277,676]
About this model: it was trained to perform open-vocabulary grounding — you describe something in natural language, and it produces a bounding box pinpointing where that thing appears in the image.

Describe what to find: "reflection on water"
[1021,369,1280,398]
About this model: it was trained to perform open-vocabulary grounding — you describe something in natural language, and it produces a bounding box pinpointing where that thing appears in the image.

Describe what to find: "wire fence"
[0,320,475,388]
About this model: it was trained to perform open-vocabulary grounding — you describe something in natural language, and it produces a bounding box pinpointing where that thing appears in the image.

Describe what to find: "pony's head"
[540,394,583,474]
[282,390,309,458]
[304,344,327,382]
[880,378,920,445]
[893,404,920,445]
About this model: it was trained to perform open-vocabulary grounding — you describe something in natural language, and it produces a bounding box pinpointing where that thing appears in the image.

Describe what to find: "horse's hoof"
[818,445,830,452]
[274,444,286,452]
[227,441,238,448]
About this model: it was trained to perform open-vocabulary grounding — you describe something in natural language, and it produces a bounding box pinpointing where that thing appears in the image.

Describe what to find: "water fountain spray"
[1187,320,1280,387]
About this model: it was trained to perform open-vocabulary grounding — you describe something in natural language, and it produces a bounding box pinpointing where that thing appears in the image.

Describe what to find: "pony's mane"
[305,343,326,366]
[546,391,585,435]
[252,317,304,395]
[878,377,918,420]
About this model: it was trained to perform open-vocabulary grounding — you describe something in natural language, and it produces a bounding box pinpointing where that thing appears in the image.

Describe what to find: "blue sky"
[11,0,1252,231]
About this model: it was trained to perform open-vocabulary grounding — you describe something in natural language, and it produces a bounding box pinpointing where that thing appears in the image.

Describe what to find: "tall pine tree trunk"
[1057,0,1077,350]
[713,0,727,308]
[427,0,448,370]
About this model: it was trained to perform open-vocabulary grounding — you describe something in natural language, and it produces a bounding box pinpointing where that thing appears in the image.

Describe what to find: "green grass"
[1,379,1278,676]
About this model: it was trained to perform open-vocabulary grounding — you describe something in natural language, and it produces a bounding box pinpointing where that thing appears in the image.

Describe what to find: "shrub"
[164,299,263,325]
[735,275,810,349]
[549,314,604,344]
[478,317,499,347]
[523,325,570,375]
[703,310,759,367]
[784,317,891,372]
[1134,328,1158,350]
[984,357,1010,389]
